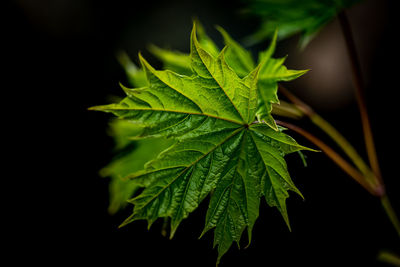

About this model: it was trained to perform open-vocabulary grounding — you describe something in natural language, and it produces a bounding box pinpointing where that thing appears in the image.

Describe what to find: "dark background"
[7,0,399,266]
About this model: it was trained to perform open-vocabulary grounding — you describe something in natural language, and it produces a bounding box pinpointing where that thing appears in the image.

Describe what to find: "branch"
[338,11,383,185]
[275,120,381,196]
[278,85,379,189]
[381,195,400,238]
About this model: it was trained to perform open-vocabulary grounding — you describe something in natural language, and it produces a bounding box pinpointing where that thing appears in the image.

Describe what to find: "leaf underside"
[92,22,310,264]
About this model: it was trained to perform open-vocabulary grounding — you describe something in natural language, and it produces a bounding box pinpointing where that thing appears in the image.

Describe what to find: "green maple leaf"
[91,23,312,264]
[243,0,361,48]
[148,24,307,130]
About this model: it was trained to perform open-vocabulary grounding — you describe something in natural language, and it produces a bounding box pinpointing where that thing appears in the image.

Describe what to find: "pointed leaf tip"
[119,82,131,94]
[215,25,228,39]
[198,228,209,240]
[191,20,197,38]
[137,52,148,67]
[87,105,111,111]
[169,222,180,240]
[118,214,135,228]
[87,106,99,111]
[218,45,229,59]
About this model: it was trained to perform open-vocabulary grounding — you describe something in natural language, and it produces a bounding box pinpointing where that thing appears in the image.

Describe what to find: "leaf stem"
[338,11,383,185]
[271,101,304,119]
[381,195,400,238]
[277,86,380,191]
[275,120,379,196]
[337,11,400,238]
[275,88,400,238]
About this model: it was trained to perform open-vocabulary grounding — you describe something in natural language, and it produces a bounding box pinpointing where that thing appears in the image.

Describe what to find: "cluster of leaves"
[92,22,311,264]
[242,0,361,48]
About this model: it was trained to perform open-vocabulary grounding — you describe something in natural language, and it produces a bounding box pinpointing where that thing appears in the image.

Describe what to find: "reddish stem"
[338,11,383,186]
[276,120,380,196]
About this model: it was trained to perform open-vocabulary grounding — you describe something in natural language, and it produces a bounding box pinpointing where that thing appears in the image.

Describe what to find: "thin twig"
[271,101,304,119]
[381,195,400,238]
[338,11,383,185]
[338,10,400,239]
[278,85,380,190]
[275,120,379,196]
[278,85,314,117]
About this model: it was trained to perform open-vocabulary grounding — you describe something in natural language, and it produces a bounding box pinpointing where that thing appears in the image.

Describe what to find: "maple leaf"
[148,24,307,130]
[243,0,362,48]
[90,23,312,264]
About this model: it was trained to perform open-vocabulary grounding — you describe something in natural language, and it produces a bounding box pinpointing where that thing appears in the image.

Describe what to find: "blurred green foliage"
[243,0,361,48]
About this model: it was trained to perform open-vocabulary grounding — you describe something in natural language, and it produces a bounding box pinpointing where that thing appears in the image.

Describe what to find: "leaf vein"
[134,127,245,214]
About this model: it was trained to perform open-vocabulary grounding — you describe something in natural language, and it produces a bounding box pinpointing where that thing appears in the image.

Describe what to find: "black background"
[7,0,400,266]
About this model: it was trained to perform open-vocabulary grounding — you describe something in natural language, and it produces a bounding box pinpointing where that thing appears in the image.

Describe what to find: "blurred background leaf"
[101,119,173,214]
[242,0,362,48]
